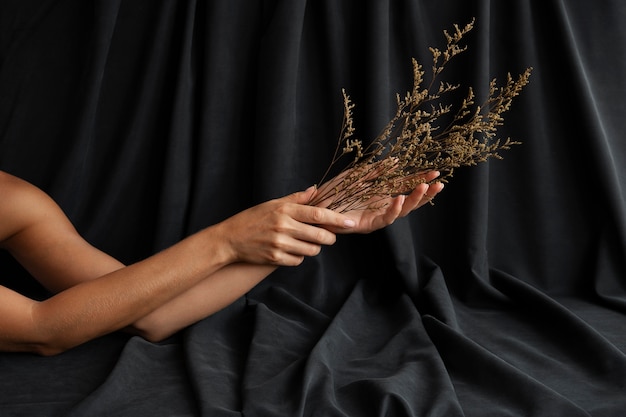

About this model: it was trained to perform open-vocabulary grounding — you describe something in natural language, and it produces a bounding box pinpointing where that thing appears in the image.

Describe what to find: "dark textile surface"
[1,0,625,416]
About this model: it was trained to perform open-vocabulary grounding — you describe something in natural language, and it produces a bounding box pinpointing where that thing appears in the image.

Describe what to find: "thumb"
[287,185,317,205]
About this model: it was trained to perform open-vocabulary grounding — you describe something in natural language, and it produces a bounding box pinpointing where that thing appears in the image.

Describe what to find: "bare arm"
[0,172,355,355]
[129,262,277,341]
[0,170,443,353]
[130,171,444,340]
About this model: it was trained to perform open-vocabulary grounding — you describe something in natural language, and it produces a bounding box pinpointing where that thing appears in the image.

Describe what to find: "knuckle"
[273,218,289,233]
[266,249,283,264]
[310,207,325,223]
[272,213,296,234]
[302,243,321,257]
[314,228,326,243]
[318,229,335,245]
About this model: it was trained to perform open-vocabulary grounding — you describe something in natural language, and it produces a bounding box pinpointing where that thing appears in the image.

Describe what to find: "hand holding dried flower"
[311,169,444,234]
[215,188,358,266]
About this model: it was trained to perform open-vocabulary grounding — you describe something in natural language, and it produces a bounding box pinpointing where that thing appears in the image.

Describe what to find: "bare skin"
[0,170,443,355]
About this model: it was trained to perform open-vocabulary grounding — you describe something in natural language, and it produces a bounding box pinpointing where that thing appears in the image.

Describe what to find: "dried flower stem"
[309,19,532,212]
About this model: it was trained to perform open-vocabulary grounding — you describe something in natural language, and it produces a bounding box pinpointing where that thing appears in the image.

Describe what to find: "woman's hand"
[312,171,444,234]
[213,187,356,267]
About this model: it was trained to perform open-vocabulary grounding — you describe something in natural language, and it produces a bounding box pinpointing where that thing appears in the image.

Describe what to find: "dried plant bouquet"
[309,19,532,212]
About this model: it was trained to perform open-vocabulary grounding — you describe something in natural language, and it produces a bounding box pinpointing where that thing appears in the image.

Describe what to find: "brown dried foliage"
[309,19,532,212]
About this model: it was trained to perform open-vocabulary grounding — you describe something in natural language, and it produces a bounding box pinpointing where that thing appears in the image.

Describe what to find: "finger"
[403,170,440,185]
[290,204,356,229]
[264,231,327,265]
[418,182,444,207]
[291,222,338,246]
[421,170,441,183]
[269,249,307,267]
[279,235,326,257]
[379,195,405,226]
[269,209,340,246]
[284,255,306,267]
[400,183,429,217]
[404,182,444,215]
[286,186,318,205]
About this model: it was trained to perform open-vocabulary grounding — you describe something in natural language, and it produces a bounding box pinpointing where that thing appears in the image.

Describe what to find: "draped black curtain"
[1,1,625,416]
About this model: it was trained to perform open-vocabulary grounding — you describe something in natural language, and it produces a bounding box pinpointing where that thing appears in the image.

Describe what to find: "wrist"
[203,221,239,266]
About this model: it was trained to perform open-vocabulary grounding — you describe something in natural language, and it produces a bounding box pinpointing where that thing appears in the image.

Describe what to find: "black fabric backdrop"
[1,0,625,416]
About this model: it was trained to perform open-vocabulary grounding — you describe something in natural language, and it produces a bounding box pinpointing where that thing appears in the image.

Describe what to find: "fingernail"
[344,219,356,227]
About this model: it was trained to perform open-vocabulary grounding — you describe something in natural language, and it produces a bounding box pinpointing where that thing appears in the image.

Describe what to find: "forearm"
[30,227,233,355]
[129,263,277,341]
[1,179,358,354]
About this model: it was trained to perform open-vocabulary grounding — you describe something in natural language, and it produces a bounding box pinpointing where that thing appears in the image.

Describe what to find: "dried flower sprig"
[309,19,532,213]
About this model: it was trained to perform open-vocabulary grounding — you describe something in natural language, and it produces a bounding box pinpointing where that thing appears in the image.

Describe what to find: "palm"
[311,170,444,234]
[340,199,401,233]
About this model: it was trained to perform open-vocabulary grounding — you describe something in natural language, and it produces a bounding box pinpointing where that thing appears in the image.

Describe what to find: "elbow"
[32,327,171,355]
[126,318,177,344]
[25,304,81,356]
[29,338,73,356]
[35,345,68,357]
[130,328,176,344]
[141,331,172,344]
[0,339,67,356]
[15,328,75,356]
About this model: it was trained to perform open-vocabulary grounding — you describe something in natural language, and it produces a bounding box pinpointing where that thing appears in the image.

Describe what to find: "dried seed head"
[310,19,532,212]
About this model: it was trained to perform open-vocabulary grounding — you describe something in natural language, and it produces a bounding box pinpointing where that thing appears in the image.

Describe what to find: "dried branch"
[309,19,532,212]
